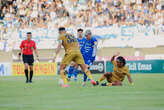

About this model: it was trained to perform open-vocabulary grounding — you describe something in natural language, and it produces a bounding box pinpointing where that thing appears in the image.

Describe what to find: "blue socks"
[68,66,74,79]
[68,66,79,81]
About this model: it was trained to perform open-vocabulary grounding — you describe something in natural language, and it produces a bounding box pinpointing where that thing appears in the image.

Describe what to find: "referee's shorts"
[22,54,34,65]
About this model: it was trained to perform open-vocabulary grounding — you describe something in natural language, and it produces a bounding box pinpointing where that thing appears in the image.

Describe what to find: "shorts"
[22,54,34,65]
[83,56,93,66]
[61,52,85,65]
[104,72,119,83]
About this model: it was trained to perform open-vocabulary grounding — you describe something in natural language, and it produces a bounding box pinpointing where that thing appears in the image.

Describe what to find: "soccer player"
[67,29,84,81]
[19,32,39,83]
[67,28,85,81]
[95,53,134,87]
[82,29,97,86]
[53,27,96,87]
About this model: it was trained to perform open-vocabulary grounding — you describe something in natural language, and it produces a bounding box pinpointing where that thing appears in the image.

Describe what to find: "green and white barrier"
[106,60,164,73]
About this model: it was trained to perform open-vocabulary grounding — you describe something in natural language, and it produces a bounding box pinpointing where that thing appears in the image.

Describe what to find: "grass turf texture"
[0,74,164,110]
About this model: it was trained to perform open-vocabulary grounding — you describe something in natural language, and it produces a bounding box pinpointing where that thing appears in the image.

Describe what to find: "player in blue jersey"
[67,29,97,86]
[81,29,97,86]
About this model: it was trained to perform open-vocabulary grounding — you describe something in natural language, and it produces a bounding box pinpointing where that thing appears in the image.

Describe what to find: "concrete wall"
[1,46,164,62]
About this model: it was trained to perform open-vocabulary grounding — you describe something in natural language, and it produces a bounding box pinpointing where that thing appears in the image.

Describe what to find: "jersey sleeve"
[91,38,97,61]
[33,41,36,50]
[58,34,64,41]
[112,61,117,67]
[20,41,24,49]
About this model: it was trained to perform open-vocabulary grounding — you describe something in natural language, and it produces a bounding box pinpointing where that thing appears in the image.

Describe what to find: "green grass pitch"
[0,74,164,110]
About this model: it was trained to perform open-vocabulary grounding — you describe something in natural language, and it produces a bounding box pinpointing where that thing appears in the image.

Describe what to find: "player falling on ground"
[53,27,96,87]
[95,52,134,86]
[19,32,39,83]
[67,28,85,81]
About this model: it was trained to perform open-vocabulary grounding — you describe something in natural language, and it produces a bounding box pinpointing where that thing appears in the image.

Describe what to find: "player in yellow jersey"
[53,27,96,87]
[95,52,134,87]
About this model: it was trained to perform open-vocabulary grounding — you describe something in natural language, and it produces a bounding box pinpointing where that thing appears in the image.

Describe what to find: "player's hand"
[36,56,39,62]
[53,56,56,62]
[131,82,134,87]
[114,52,120,56]
[18,56,21,61]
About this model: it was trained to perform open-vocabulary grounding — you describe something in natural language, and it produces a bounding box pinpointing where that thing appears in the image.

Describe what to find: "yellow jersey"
[112,61,130,81]
[58,33,80,54]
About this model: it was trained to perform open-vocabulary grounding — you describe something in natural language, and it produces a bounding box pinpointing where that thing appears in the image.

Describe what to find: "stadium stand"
[0,0,164,61]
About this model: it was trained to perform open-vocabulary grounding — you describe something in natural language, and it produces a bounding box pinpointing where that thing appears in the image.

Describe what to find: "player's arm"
[33,42,39,58]
[18,41,24,61]
[34,49,39,57]
[53,40,62,62]
[90,40,98,63]
[111,52,120,64]
[127,73,134,87]
[77,42,80,48]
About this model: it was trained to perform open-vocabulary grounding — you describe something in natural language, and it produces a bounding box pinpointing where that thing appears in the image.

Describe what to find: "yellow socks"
[84,69,93,80]
[98,75,106,83]
[107,83,112,86]
[60,70,68,84]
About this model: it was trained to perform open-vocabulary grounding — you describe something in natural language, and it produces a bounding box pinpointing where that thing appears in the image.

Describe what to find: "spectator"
[0,0,163,34]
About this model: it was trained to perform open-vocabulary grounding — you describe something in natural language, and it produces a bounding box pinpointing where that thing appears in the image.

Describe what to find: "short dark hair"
[27,32,32,35]
[116,56,126,66]
[77,28,83,32]
[58,27,65,32]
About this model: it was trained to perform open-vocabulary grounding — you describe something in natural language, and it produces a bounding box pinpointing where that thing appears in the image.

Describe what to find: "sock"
[25,69,28,81]
[30,70,33,81]
[74,69,78,81]
[68,66,74,79]
[98,75,105,83]
[83,72,87,82]
[60,70,68,84]
[107,83,112,86]
[84,69,93,80]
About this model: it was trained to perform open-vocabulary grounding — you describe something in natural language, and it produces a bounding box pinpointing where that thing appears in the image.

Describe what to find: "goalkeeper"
[96,52,134,87]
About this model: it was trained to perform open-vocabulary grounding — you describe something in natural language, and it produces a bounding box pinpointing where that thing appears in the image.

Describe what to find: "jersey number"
[66,34,76,43]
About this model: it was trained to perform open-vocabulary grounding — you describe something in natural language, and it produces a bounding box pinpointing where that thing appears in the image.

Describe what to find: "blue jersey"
[82,37,97,65]
[77,37,85,52]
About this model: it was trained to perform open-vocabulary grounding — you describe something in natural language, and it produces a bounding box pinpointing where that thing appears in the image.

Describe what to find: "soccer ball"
[58,79,64,86]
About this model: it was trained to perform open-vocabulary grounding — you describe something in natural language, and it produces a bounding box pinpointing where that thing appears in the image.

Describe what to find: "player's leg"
[112,81,122,86]
[101,81,122,86]
[28,55,34,83]
[22,55,29,83]
[82,57,90,85]
[29,65,33,83]
[83,73,87,82]
[82,73,87,86]
[73,63,79,81]
[82,65,89,86]
[79,64,96,85]
[74,53,96,85]
[100,73,122,86]
[68,63,75,80]
[59,64,68,85]
[24,63,29,83]
[60,53,74,87]
[96,72,112,85]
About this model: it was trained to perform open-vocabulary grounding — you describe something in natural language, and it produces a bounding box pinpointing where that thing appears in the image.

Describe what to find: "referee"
[19,32,39,83]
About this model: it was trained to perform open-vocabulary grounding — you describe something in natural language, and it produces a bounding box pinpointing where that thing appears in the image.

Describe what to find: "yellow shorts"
[61,52,85,65]
[110,76,119,82]
[106,74,121,83]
